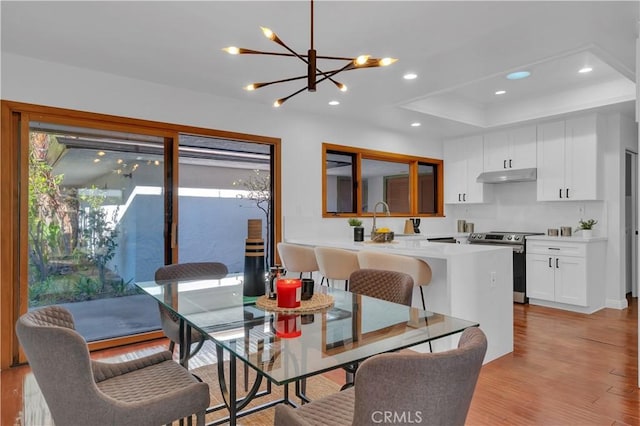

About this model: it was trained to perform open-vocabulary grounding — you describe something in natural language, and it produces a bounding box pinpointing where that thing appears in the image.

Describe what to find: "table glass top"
[136,275,478,385]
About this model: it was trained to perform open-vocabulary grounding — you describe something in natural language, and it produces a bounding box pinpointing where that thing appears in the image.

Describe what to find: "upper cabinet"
[537,114,602,201]
[483,125,537,172]
[444,135,488,204]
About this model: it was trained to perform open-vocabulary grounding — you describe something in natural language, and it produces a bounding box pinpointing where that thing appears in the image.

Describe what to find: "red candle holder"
[275,313,302,338]
[277,278,301,309]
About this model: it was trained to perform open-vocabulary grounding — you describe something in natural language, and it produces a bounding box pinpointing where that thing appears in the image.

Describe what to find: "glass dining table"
[136,274,478,425]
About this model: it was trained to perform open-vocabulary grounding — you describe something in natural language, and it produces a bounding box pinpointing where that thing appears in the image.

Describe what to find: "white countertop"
[285,237,508,260]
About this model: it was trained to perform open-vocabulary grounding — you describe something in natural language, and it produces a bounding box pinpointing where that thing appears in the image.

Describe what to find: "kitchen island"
[285,237,513,363]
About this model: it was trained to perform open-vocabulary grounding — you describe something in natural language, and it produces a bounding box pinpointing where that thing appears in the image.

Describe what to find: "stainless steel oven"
[468,231,543,303]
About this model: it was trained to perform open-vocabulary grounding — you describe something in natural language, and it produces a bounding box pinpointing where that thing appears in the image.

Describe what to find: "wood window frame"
[322,143,444,218]
[0,100,281,369]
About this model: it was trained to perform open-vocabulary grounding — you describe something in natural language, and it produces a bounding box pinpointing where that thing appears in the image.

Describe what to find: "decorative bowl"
[370,231,395,243]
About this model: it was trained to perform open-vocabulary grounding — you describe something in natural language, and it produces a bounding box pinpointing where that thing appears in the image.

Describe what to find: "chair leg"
[419,286,426,310]
[320,276,325,286]
[168,340,175,354]
[344,279,349,291]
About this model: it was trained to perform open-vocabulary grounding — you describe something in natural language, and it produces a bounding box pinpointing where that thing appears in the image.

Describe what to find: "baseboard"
[605,298,629,309]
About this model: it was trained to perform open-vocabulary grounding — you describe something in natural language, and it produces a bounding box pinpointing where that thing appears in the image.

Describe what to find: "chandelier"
[223,0,397,107]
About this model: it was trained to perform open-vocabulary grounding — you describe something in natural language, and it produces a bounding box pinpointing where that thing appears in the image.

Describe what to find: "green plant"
[74,276,101,300]
[576,218,597,231]
[348,218,363,227]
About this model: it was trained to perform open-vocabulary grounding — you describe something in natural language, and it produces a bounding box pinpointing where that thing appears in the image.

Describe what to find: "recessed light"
[411,122,421,127]
[328,100,340,106]
[97,151,105,156]
[495,90,506,95]
[403,73,418,80]
[506,71,530,80]
[93,158,100,163]
[579,67,593,74]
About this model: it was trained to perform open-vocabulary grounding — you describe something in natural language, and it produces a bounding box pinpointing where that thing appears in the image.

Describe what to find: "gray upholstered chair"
[16,305,210,426]
[274,327,487,426]
[155,262,228,357]
[348,268,414,306]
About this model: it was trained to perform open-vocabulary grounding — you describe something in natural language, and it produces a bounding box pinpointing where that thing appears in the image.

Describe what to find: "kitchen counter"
[285,237,513,363]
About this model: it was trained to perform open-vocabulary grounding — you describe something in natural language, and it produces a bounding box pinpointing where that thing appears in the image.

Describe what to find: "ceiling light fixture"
[495,90,506,95]
[411,122,421,127]
[328,100,340,106]
[579,67,593,74]
[403,73,418,80]
[506,71,530,80]
[223,0,397,107]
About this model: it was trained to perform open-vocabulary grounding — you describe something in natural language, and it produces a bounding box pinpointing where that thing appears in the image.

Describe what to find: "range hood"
[476,168,537,184]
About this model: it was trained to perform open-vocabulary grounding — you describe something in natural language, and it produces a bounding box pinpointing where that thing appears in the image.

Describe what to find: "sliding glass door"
[176,135,273,272]
[27,121,166,341]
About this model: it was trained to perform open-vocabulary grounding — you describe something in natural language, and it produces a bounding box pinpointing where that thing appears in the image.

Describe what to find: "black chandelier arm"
[251,74,311,89]
[276,85,311,106]
[235,49,353,61]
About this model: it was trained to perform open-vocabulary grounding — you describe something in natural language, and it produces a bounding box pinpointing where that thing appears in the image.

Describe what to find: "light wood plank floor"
[2,297,637,425]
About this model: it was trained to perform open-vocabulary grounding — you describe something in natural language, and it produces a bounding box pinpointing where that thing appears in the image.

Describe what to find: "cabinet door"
[565,115,598,200]
[526,254,555,301]
[464,135,485,203]
[509,125,537,170]
[536,121,565,201]
[483,130,509,172]
[554,255,587,306]
[444,138,468,204]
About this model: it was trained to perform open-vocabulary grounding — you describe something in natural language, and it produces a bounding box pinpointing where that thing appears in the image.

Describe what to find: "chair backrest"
[352,327,487,426]
[314,246,359,280]
[277,243,319,274]
[15,306,106,425]
[349,269,414,306]
[357,250,432,286]
[155,262,229,282]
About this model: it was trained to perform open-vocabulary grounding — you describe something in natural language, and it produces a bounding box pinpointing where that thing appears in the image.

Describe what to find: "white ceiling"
[1,1,637,139]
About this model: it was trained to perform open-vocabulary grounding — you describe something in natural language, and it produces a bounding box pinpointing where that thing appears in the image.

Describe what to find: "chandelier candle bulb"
[277,278,302,308]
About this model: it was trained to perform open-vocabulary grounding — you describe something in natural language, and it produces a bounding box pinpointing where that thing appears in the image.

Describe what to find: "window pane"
[28,122,164,342]
[418,163,437,214]
[325,152,355,213]
[362,159,410,213]
[177,135,273,270]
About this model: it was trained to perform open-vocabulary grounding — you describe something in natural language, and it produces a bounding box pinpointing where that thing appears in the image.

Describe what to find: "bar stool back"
[277,242,319,279]
[314,246,360,290]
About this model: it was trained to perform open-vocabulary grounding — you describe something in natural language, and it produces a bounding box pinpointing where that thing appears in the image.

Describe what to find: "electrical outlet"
[578,204,585,215]
[490,271,497,287]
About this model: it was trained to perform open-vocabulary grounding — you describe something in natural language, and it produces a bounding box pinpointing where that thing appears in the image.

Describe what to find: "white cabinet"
[526,237,606,313]
[444,135,488,204]
[536,114,601,201]
[483,125,536,172]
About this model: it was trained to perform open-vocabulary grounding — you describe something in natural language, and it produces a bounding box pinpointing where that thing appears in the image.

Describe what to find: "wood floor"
[2,297,638,425]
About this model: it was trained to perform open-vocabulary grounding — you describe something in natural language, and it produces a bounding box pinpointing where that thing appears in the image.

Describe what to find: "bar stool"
[277,242,319,279]
[314,247,360,291]
[356,250,432,310]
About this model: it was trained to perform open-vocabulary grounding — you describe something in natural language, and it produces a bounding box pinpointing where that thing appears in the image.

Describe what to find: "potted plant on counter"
[348,218,364,242]
[576,219,597,238]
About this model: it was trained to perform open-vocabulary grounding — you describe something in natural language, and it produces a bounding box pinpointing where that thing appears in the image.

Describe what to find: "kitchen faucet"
[371,201,390,235]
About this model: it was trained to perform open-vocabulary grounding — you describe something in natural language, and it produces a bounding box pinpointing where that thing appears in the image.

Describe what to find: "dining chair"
[277,242,319,279]
[16,305,210,426]
[348,268,414,307]
[357,250,432,310]
[155,262,228,359]
[314,246,359,290]
[274,327,487,426]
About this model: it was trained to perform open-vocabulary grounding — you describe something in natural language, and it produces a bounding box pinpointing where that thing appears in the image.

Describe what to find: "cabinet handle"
[556,258,559,269]
[548,257,552,268]
[463,193,466,202]
[566,188,570,199]
[509,159,512,168]
[559,188,563,199]
[503,160,507,169]
[458,193,461,202]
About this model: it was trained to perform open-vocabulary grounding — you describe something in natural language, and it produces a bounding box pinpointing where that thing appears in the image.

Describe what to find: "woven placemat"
[255,293,334,313]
